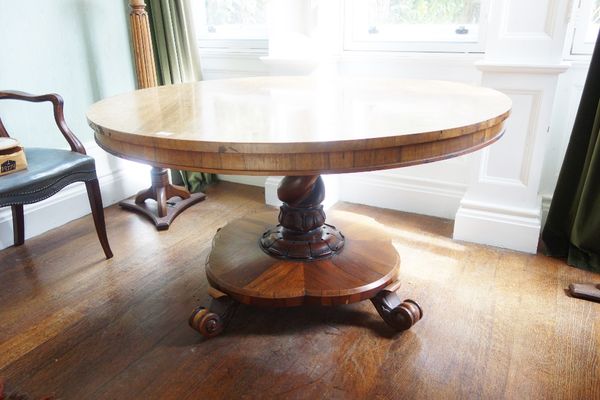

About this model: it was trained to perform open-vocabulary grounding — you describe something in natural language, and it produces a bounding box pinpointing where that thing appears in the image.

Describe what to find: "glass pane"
[198,0,267,40]
[586,0,600,42]
[360,0,482,43]
[367,0,481,26]
[205,0,266,27]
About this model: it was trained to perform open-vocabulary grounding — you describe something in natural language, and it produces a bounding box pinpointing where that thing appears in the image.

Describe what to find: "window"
[570,0,600,55]
[195,0,268,50]
[344,0,488,53]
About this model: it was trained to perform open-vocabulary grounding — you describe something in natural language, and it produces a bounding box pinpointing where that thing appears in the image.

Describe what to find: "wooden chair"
[0,90,113,258]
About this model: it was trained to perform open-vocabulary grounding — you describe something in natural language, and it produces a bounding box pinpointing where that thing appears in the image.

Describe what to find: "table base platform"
[119,193,206,231]
[118,166,206,231]
[189,211,422,337]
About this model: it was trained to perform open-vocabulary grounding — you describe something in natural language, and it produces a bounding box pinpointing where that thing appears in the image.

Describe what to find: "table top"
[87,76,511,175]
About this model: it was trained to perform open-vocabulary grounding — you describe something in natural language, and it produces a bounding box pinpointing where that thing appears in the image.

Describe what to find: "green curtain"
[147,0,217,192]
[542,31,600,273]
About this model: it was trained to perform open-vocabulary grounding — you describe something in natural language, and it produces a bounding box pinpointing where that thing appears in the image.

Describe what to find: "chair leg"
[11,205,24,246]
[85,178,113,259]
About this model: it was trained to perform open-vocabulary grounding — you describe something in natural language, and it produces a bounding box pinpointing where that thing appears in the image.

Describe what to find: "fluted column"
[129,0,158,89]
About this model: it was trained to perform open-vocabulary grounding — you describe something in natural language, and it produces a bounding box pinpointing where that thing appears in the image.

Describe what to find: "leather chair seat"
[0,148,97,207]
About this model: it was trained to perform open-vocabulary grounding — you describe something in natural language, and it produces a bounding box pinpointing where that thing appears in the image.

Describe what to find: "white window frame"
[193,1,268,51]
[569,0,599,55]
[343,0,490,53]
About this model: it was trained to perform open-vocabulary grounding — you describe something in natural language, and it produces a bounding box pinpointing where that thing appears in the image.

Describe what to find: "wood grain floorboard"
[0,182,598,400]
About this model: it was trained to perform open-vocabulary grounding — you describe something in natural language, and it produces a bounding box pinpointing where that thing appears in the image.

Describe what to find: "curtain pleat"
[542,31,600,273]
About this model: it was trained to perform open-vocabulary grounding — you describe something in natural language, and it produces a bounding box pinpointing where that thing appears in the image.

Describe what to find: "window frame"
[343,0,490,54]
[569,0,599,56]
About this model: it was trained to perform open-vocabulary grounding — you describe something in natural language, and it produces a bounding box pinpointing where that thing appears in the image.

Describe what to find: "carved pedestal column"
[260,175,345,260]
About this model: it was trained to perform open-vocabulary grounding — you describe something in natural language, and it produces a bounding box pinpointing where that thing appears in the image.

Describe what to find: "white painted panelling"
[340,171,467,220]
[486,0,570,63]
[265,176,283,207]
[452,1,572,252]
[218,175,267,187]
[503,0,556,38]
[483,90,541,185]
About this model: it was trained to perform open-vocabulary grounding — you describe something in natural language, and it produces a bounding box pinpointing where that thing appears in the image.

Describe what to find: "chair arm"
[0,90,86,154]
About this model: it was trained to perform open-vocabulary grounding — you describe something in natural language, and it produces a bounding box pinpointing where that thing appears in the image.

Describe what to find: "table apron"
[94,122,504,176]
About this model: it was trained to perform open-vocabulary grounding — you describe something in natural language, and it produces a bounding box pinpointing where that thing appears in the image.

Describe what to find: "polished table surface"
[87,76,511,176]
[87,76,512,337]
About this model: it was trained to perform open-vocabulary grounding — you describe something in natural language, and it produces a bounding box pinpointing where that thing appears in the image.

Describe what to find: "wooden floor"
[1,182,599,400]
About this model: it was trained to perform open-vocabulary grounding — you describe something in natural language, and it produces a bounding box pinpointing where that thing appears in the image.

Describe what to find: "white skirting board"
[217,175,267,188]
[453,198,543,254]
[0,142,149,251]
[339,172,467,220]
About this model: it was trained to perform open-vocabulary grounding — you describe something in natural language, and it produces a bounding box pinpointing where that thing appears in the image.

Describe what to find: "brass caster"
[189,306,224,338]
[189,287,238,338]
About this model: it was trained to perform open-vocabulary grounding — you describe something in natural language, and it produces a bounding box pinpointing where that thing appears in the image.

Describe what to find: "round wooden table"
[87,76,511,337]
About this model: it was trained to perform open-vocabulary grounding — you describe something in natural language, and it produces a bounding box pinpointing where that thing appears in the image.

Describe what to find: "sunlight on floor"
[386,225,467,253]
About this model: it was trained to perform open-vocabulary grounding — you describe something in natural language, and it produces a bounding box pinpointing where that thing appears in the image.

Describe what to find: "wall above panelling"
[0,0,136,148]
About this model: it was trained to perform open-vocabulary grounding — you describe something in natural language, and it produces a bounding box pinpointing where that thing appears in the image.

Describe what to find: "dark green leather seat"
[0,148,97,206]
[0,90,112,259]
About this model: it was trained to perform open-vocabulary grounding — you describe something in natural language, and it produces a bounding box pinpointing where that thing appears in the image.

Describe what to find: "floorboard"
[0,182,598,399]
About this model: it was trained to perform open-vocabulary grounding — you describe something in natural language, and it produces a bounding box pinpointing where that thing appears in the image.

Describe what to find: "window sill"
[474,61,571,75]
[339,50,485,66]
[198,47,268,58]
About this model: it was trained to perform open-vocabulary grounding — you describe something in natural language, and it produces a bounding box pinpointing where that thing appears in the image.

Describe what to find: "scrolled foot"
[371,290,422,332]
[189,288,239,338]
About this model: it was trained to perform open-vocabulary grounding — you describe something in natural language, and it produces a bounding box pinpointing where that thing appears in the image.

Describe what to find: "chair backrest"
[0,91,86,154]
[0,118,9,138]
